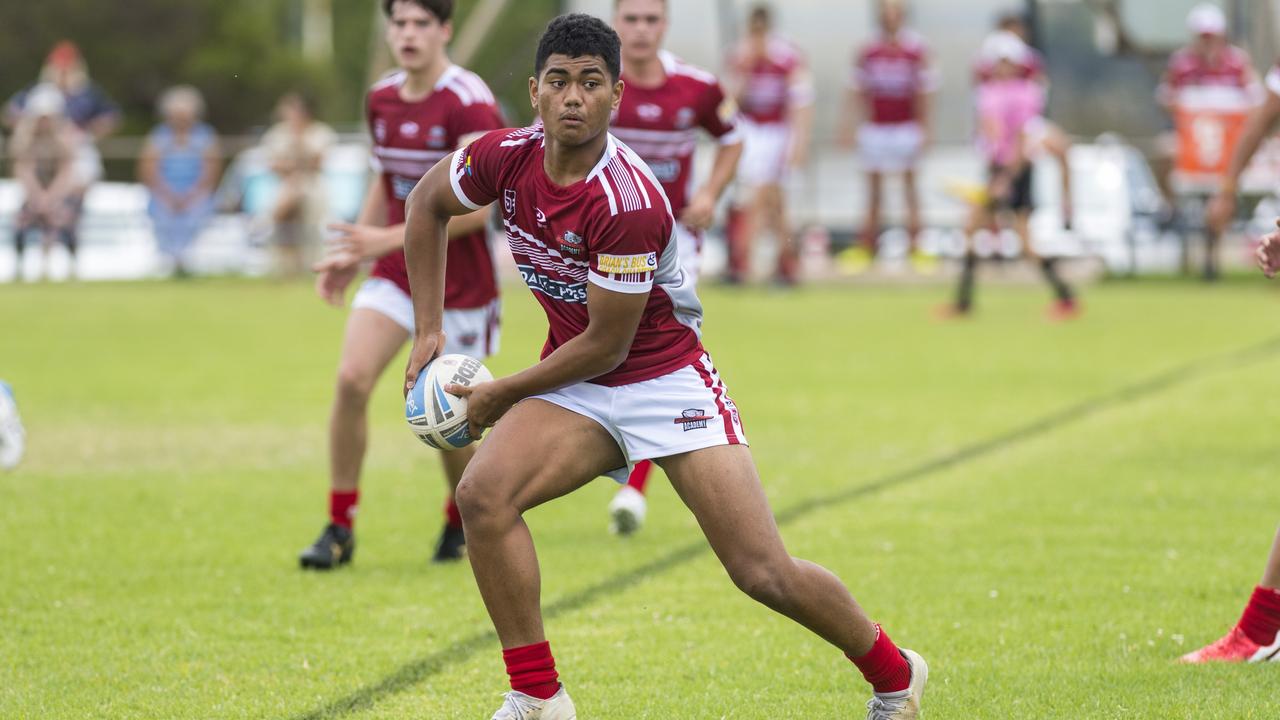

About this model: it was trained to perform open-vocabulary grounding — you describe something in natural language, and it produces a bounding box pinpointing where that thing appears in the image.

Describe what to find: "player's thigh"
[337,307,409,392]
[462,398,626,514]
[657,444,790,566]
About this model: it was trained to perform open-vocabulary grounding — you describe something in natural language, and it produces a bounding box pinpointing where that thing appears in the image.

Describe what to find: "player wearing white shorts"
[838,0,936,271]
[607,0,744,534]
[301,0,503,569]
[724,4,814,285]
[401,15,926,719]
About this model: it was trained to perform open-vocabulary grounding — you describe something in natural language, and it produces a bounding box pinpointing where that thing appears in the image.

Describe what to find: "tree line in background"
[0,0,559,138]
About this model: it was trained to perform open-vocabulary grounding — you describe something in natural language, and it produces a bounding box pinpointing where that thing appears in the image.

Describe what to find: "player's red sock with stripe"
[626,460,652,494]
[1238,586,1280,645]
[503,641,560,700]
[444,497,463,529]
[329,490,358,530]
[848,625,911,694]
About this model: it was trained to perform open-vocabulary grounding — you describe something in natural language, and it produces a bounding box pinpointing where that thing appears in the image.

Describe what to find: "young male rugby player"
[606,0,744,535]
[300,0,502,568]
[402,14,927,719]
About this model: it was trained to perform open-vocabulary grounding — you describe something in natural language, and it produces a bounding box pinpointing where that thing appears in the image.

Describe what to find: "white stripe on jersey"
[503,218,589,281]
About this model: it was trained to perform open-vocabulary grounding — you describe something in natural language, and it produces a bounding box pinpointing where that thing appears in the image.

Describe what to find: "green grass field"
[4,276,1280,719]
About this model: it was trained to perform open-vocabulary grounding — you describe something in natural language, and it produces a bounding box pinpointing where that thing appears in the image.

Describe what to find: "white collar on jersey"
[585,133,620,182]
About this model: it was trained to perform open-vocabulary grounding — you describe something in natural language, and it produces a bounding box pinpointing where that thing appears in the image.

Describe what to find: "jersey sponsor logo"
[504,189,517,215]
[428,125,447,148]
[400,120,420,138]
[674,408,712,431]
[516,264,588,304]
[535,207,547,226]
[637,103,663,121]
[392,175,417,200]
[675,107,696,129]
[647,159,680,183]
[559,231,585,256]
[596,252,658,275]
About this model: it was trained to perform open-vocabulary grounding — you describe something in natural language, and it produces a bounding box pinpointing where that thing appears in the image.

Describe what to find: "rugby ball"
[404,354,494,450]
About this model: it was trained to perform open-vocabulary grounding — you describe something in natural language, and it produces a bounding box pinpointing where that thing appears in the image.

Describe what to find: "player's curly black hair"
[534,13,622,82]
[382,0,452,23]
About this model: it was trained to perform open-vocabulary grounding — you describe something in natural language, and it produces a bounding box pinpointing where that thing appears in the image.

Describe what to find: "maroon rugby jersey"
[449,126,705,386]
[852,30,935,125]
[727,37,809,125]
[611,51,739,216]
[366,66,503,308]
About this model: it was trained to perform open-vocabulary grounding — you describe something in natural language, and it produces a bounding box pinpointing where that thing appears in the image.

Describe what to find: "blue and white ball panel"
[403,354,494,451]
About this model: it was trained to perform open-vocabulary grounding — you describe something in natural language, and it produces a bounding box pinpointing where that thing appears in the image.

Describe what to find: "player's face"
[386,1,452,72]
[614,0,667,63]
[531,55,622,147]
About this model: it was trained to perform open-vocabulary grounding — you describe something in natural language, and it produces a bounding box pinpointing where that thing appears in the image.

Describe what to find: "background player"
[838,0,936,273]
[299,0,502,569]
[1206,56,1280,235]
[724,4,814,285]
[606,0,743,535]
[402,14,926,719]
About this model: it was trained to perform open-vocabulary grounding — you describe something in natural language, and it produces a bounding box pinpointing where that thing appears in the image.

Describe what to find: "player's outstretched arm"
[446,284,648,440]
[402,154,476,395]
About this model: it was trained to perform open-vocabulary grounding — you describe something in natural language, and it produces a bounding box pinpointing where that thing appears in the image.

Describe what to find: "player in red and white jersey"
[1157,4,1260,112]
[724,4,814,284]
[299,0,503,570]
[838,0,937,270]
[401,15,927,718]
[606,0,744,535]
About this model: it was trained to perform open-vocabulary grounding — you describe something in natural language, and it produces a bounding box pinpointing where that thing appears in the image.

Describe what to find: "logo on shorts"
[674,408,713,432]
[504,189,517,215]
[559,231,585,256]
[458,332,479,347]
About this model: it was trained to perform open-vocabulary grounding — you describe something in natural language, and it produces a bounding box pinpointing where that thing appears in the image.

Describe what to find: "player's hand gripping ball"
[404,354,494,450]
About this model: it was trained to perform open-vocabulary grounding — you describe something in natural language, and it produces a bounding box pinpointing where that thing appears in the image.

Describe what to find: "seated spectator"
[138,86,221,278]
[261,92,336,277]
[9,84,81,281]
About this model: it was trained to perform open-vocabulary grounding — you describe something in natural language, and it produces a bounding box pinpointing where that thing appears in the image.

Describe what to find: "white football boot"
[607,486,647,536]
[865,649,928,720]
[491,685,576,720]
[0,382,25,471]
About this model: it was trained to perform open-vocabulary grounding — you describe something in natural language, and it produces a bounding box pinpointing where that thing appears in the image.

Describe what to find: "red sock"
[626,460,652,494]
[1238,585,1280,645]
[329,490,358,530]
[444,497,463,529]
[848,625,911,694]
[503,641,559,700]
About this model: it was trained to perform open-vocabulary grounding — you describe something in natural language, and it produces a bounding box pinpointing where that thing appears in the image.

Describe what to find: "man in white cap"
[1158,3,1259,113]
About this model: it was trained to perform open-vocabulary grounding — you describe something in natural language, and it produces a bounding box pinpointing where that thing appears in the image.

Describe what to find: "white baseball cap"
[1187,3,1227,36]
[25,83,65,118]
[982,31,1029,64]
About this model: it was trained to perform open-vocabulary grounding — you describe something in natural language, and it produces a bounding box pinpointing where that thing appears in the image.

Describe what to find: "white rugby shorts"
[351,277,500,359]
[738,120,792,187]
[532,352,748,483]
[858,121,925,173]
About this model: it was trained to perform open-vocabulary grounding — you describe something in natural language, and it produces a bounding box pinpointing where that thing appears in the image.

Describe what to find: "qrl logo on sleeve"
[596,252,658,277]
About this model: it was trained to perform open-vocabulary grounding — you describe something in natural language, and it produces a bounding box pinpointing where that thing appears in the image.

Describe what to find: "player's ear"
[528,76,539,111]
[612,79,624,111]
[440,20,453,43]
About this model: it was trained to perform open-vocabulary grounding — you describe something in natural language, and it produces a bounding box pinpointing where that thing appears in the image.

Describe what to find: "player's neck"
[542,131,609,187]
[400,55,451,100]
[623,53,666,89]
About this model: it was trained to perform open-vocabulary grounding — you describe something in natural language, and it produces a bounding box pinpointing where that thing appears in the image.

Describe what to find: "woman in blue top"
[139,86,221,277]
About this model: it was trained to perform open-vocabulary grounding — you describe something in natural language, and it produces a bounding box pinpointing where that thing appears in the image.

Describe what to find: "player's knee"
[334,364,376,403]
[454,469,515,528]
[727,557,792,607]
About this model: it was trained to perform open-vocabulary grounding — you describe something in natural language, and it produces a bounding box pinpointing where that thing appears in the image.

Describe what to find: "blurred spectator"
[5,41,120,268]
[260,92,336,277]
[138,86,221,278]
[9,84,82,281]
